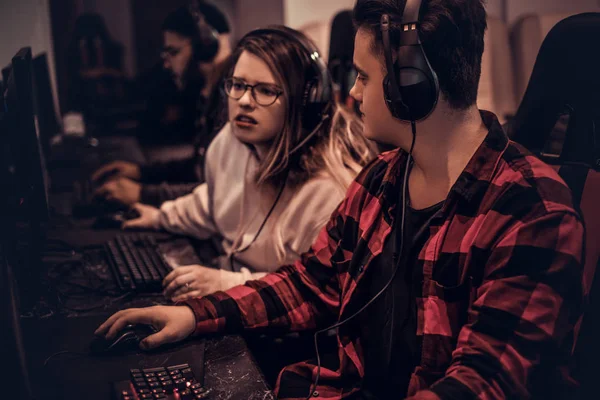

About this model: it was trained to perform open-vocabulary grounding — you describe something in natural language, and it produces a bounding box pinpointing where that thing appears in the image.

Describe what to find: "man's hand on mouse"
[93,177,142,206]
[122,203,160,230]
[92,161,141,183]
[94,305,196,350]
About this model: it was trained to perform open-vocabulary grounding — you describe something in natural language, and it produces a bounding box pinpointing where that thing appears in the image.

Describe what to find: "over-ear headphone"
[188,0,220,62]
[240,26,334,135]
[381,0,439,122]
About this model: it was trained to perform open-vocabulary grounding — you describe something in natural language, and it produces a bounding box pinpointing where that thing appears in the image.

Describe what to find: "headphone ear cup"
[193,24,219,62]
[302,79,322,131]
[396,68,437,120]
[302,78,319,106]
[393,40,439,121]
[383,73,409,119]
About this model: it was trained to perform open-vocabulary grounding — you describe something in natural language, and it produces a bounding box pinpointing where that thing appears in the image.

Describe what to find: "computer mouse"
[92,208,140,229]
[123,208,141,220]
[92,212,125,229]
[90,324,157,355]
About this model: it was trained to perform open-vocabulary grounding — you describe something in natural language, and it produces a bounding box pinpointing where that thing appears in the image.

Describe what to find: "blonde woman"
[124,26,374,301]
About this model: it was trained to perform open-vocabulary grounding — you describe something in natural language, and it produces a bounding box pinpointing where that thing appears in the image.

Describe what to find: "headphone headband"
[402,0,422,24]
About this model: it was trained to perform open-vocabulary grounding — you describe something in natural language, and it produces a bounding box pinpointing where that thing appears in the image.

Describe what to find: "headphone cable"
[306,120,417,399]
[288,113,330,156]
[228,178,287,269]
[228,112,331,268]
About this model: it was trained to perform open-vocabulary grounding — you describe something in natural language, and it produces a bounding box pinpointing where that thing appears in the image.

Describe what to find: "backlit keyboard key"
[167,364,189,371]
[180,389,193,400]
[181,368,194,380]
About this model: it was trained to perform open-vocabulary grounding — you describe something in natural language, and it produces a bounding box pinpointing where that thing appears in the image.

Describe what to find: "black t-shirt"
[360,195,443,399]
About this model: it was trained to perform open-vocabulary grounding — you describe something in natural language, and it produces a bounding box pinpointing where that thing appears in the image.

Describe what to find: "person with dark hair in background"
[96,1,585,399]
[92,3,232,207]
[139,3,231,144]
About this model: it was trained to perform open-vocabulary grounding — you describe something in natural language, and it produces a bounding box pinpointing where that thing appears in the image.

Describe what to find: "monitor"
[4,47,49,223]
[1,78,11,215]
[32,53,60,155]
[1,64,10,83]
[0,240,33,399]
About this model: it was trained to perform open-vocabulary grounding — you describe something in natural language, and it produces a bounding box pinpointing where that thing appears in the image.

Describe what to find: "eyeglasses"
[224,77,283,106]
[160,46,184,59]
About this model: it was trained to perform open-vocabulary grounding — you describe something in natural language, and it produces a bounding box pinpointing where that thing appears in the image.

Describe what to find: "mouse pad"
[21,315,205,400]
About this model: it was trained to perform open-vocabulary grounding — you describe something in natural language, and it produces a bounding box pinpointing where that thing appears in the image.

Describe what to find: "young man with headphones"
[96,1,585,399]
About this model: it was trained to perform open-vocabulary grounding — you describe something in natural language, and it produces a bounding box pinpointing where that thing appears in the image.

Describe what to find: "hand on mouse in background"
[93,177,142,206]
[91,208,142,230]
[122,203,161,230]
[92,160,141,183]
[94,305,196,350]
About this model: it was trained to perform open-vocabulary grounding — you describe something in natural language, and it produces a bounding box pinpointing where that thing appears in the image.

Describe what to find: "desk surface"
[19,139,274,399]
[22,315,273,400]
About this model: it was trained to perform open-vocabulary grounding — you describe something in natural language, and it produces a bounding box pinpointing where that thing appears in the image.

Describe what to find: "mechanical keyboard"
[112,363,210,400]
[106,233,172,292]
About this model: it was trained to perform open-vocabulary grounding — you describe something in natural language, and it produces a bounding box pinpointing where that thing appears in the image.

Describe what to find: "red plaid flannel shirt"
[183,112,584,399]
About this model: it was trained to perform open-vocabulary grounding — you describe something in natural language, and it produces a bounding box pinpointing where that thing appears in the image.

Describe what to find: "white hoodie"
[152,123,347,291]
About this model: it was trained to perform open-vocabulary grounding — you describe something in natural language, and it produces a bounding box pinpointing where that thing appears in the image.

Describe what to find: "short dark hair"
[162,4,230,37]
[353,0,487,109]
[162,7,198,38]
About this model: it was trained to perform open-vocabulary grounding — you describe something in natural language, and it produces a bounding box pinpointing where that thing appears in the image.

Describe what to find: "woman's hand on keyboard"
[122,203,161,230]
[162,265,223,301]
[94,305,197,350]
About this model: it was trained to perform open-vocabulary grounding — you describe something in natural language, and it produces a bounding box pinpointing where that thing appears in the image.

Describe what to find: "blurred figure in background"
[92,2,232,207]
[138,2,231,145]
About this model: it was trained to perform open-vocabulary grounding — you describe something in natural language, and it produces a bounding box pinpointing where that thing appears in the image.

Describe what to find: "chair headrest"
[328,10,354,66]
[511,13,600,170]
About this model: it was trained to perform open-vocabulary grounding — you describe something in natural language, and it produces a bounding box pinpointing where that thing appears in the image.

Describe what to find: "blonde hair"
[262,103,374,192]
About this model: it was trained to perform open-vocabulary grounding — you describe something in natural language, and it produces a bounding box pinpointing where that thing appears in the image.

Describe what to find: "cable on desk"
[44,238,102,254]
[47,257,136,311]
[54,274,121,297]
[45,238,82,252]
[57,292,134,312]
[47,259,87,282]
[43,350,88,367]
